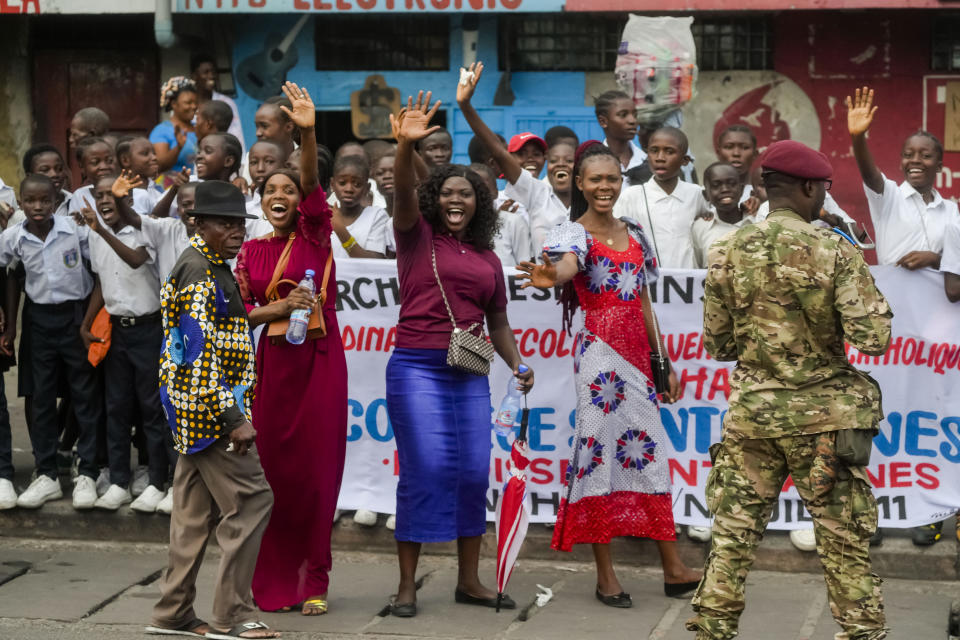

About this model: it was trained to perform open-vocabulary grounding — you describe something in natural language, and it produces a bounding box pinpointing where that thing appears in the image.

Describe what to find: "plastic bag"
[615,15,698,123]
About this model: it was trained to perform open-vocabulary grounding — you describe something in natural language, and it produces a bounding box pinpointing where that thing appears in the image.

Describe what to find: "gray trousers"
[152,437,273,630]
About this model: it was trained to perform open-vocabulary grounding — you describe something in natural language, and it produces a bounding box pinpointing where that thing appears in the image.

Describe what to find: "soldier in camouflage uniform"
[686,140,893,640]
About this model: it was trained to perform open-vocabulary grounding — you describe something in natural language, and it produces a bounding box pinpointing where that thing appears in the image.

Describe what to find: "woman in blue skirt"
[386,92,534,617]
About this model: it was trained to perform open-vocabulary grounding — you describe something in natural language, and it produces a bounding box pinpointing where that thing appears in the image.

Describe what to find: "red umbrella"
[495,406,531,612]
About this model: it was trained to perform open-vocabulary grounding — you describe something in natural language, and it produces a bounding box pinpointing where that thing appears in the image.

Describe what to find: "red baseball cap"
[759,140,832,180]
[507,133,547,154]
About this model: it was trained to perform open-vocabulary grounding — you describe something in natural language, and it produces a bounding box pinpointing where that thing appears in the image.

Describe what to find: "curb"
[0,501,957,581]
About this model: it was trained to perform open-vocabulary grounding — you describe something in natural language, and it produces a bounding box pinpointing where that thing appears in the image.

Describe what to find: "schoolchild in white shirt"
[78,175,173,513]
[471,163,535,266]
[457,63,573,251]
[614,127,710,269]
[116,136,163,215]
[0,175,105,511]
[848,86,958,269]
[67,137,117,215]
[18,144,72,219]
[691,163,755,269]
[329,155,388,259]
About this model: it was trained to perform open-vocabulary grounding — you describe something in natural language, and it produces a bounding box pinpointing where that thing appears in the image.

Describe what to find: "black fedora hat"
[186,181,258,219]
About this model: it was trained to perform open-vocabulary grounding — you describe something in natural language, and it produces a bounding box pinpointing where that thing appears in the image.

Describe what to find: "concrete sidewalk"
[0,538,956,640]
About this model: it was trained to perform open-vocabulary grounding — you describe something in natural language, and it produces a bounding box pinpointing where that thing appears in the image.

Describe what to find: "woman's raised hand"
[280,81,316,130]
[391,91,441,144]
[456,62,484,106]
[846,86,878,138]
[515,252,559,290]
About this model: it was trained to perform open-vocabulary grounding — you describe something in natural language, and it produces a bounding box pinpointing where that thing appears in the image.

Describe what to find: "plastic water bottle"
[494,364,529,436]
[285,269,316,345]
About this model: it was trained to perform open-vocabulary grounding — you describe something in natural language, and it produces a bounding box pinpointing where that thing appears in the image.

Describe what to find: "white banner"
[333,260,960,529]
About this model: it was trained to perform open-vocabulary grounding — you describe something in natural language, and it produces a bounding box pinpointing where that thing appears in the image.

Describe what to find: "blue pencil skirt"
[386,348,491,543]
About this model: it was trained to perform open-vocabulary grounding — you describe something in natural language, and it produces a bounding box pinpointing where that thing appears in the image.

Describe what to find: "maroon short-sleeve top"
[395,216,507,350]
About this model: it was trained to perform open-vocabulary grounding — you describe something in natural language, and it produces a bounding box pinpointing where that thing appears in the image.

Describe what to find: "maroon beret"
[760,140,832,180]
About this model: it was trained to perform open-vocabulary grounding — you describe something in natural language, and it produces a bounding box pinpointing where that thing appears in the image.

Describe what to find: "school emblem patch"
[62,248,79,268]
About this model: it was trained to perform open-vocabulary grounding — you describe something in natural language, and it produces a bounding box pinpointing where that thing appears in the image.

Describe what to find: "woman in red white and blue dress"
[516,141,700,608]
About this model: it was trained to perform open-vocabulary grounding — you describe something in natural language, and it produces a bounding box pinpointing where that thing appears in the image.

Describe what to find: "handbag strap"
[639,251,664,361]
[431,243,458,330]
[265,233,297,302]
[431,243,469,332]
[640,184,663,267]
[264,234,334,306]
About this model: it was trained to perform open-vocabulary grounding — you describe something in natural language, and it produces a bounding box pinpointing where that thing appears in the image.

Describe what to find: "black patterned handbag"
[431,245,495,376]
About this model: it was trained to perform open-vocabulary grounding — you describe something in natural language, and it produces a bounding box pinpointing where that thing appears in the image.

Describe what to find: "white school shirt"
[384,217,396,254]
[243,191,275,240]
[691,214,757,269]
[0,178,17,212]
[613,178,710,269]
[132,186,163,216]
[139,216,191,282]
[755,193,855,225]
[88,225,161,317]
[0,216,93,304]
[492,196,536,267]
[498,189,530,224]
[503,168,570,251]
[603,138,646,188]
[864,174,958,266]
[331,206,389,258]
[941,217,960,277]
[67,185,95,215]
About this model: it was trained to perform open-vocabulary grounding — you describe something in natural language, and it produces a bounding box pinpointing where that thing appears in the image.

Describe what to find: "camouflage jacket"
[702,208,893,438]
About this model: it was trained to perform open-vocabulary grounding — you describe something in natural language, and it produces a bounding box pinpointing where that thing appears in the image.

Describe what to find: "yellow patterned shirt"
[702,208,893,438]
[159,236,256,454]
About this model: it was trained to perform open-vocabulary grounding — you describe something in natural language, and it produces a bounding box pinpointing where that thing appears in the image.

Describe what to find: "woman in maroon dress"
[234,83,346,616]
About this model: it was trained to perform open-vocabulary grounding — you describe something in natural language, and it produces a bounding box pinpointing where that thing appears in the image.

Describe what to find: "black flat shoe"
[454,589,515,609]
[595,588,632,608]
[389,600,417,618]
[664,580,700,598]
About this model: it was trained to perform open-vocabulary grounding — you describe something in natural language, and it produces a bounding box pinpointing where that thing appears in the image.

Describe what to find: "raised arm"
[152,167,190,219]
[515,251,579,289]
[391,91,442,233]
[79,198,149,269]
[456,62,523,185]
[113,171,144,230]
[846,87,884,195]
[281,81,319,196]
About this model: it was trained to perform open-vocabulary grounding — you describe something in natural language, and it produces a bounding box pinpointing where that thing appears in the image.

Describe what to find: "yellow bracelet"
[342,235,357,251]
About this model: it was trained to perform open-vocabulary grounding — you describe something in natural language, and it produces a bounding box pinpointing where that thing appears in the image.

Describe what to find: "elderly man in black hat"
[148,181,280,640]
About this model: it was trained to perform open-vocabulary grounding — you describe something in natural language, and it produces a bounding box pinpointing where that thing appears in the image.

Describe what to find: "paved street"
[0,538,955,640]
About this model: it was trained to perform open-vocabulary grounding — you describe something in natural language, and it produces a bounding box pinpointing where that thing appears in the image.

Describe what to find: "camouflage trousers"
[686,431,887,640]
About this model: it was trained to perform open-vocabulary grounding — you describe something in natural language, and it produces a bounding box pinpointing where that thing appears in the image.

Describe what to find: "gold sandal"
[301,597,328,616]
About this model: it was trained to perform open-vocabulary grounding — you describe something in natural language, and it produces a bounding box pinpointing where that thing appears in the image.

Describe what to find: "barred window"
[932,17,960,70]
[498,15,624,72]
[314,16,449,71]
[691,18,773,71]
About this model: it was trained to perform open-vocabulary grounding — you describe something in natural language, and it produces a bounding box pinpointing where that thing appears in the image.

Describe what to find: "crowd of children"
[0,62,957,553]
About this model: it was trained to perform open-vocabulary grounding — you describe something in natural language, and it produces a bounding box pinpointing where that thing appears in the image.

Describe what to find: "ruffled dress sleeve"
[233,244,257,314]
[623,217,660,285]
[543,221,589,271]
[296,187,333,248]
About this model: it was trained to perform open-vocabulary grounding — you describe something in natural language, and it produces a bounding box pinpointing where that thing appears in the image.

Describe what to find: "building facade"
[2,0,959,256]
